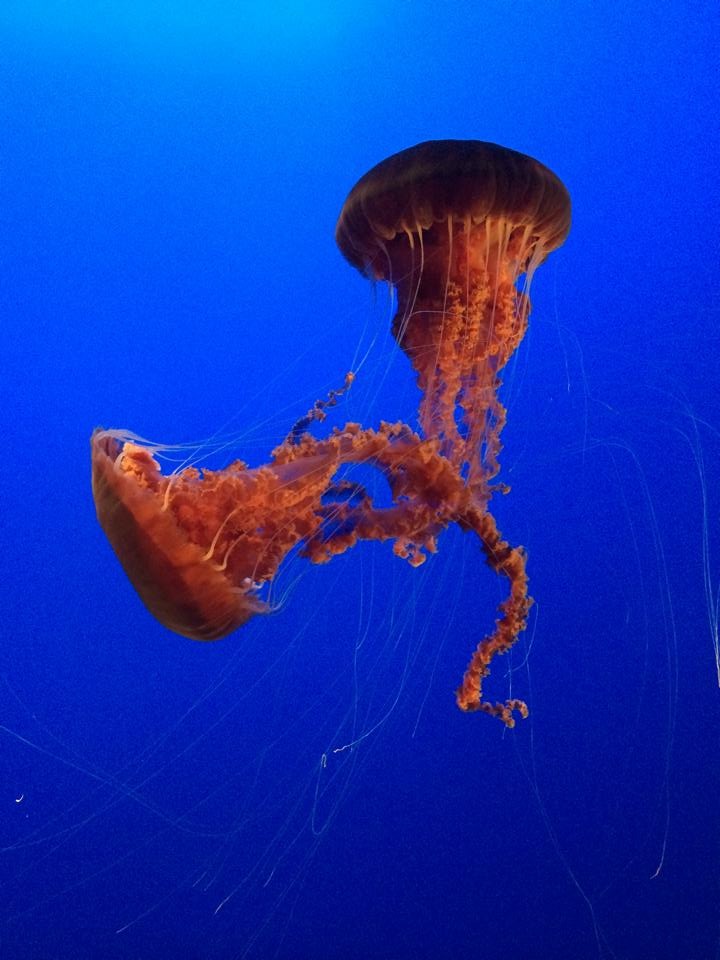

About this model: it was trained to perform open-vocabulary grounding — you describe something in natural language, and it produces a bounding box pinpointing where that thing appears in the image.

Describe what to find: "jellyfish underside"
[92,140,571,726]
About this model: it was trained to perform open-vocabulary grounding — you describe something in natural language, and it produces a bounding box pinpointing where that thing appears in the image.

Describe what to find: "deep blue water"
[2,3,719,958]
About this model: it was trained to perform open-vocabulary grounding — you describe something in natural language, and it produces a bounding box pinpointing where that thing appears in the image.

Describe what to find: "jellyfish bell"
[91,430,270,641]
[336,139,571,486]
[335,139,570,301]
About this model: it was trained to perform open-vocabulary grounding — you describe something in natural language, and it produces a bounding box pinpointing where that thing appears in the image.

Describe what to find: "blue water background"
[2,3,719,958]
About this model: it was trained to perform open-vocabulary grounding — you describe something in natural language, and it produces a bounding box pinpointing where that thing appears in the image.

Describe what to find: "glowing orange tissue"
[92,140,571,725]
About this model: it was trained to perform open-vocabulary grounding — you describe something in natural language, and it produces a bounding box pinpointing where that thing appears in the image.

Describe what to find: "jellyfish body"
[92,420,465,634]
[92,140,570,725]
[336,139,571,489]
[336,140,570,716]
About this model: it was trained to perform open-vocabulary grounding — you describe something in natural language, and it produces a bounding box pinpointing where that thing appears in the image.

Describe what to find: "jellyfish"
[336,139,571,489]
[335,140,571,716]
[92,140,570,725]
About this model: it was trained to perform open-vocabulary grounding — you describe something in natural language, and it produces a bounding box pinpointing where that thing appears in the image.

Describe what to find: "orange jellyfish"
[92,140,570,726]
[336,140,571,717]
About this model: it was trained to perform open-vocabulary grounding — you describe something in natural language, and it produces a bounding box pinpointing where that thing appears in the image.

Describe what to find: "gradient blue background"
[2,2,719,958]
